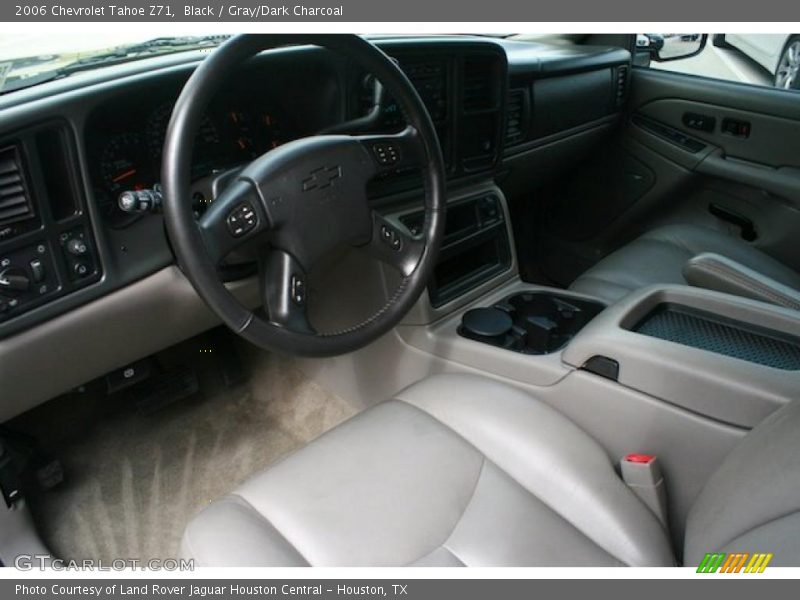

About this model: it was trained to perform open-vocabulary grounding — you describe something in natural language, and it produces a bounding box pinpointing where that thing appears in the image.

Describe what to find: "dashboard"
[0,36,630,422]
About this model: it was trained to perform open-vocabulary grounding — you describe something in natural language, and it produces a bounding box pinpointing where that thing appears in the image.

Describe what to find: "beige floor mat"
[17,341,356,562]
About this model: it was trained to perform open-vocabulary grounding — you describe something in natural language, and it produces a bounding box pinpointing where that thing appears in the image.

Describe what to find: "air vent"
[615,65,629,107]
[463,56,497,112]
[505,88,528,145]
[401,59,447,122]
[0,145,33,225]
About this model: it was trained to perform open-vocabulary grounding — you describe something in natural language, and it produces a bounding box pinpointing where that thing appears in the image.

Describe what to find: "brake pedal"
[205,329,248,389]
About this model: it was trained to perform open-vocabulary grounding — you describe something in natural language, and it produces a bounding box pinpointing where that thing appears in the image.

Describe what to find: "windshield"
[0,33,229,94]
[0,33,519,95]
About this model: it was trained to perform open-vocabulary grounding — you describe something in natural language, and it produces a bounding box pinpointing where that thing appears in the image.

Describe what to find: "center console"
[397,192,512,308]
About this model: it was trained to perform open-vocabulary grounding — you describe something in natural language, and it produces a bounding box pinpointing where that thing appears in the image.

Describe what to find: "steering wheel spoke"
[259,249,315,335]
[362,211,424,277]
[198,179,269,264]
[356,126,421,178]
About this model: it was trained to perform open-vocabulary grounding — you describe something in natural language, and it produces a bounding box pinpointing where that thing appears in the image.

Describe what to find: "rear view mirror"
[644,34,708,62]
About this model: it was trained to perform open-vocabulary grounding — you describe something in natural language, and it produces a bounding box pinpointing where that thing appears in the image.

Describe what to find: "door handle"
[708,203,757,242]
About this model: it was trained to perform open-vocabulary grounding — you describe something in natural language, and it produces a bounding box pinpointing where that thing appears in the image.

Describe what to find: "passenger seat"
[569,224,800,308]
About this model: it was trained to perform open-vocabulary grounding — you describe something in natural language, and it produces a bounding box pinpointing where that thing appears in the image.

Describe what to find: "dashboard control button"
[73,262,90,278]
[683,112,716,132]
[29,259,45,283]
[0,267,30,293]
[66,238,88,256]
[226,202,258,237]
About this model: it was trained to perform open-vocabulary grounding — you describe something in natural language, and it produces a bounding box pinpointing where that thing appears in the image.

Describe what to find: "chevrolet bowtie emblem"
[302,165,342,192]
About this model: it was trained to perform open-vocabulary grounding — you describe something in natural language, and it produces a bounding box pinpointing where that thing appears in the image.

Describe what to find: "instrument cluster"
[90,94,295,227]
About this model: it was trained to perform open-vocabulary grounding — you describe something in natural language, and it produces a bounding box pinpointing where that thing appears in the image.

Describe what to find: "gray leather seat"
[569,224,800,305]
[180,373,800,567]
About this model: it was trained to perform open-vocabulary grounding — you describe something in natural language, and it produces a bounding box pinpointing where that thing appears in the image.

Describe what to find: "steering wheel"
[162,35,446,357]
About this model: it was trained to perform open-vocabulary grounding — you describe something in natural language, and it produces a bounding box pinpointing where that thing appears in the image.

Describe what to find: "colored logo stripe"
[697,552,773,573]
[745,553,773,573]
[720,553,749,573]
[697,553,725,573]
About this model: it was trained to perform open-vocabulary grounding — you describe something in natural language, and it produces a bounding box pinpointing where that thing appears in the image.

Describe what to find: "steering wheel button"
[226,202,258,238]
[291,275,306,305]
[373,143,400,166]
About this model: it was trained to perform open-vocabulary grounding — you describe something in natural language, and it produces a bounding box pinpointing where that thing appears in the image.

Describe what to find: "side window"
[636,34,800,92]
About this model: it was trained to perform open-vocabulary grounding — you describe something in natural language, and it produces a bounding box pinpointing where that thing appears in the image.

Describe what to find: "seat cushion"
[180,374,674,567]
[684,397,800,567]
[569,224,800,304]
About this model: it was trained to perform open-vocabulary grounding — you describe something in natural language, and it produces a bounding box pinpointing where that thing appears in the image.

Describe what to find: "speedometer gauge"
[97,132,152,228]
[100,133,151,195]
[145,102,221,164]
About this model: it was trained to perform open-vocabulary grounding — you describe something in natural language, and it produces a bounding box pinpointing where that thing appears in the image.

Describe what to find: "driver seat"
[180,373,800,567]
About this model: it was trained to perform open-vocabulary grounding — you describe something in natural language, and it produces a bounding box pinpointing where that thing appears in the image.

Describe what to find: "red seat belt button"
[625,453,655,464]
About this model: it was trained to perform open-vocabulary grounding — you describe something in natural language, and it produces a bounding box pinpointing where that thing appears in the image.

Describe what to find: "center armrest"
[683,252,800,311]
[562,284,800,428]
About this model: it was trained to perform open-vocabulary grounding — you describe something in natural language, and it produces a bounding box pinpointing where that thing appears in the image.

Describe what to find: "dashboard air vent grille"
[0,145,33,225]
[506,88,527,145]
[463,56,496,111]
[402,59,447,122]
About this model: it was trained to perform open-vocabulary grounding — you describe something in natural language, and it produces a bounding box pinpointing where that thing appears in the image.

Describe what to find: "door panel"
[637,98,800,169]
[532,66,800,285]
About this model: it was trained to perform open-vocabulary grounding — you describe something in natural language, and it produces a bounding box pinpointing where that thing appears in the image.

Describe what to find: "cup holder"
[458,291,605,354]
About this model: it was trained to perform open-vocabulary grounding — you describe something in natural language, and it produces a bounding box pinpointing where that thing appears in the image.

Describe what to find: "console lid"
[562,285,800,428]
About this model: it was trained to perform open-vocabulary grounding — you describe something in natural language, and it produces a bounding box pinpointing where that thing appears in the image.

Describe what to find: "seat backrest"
[684,398,800,566]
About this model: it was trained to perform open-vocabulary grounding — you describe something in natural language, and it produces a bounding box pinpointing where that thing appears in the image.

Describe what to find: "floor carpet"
[14,337,356,562]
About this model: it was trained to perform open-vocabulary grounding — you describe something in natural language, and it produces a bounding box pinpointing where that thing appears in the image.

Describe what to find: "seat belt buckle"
[620,453,669,528]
